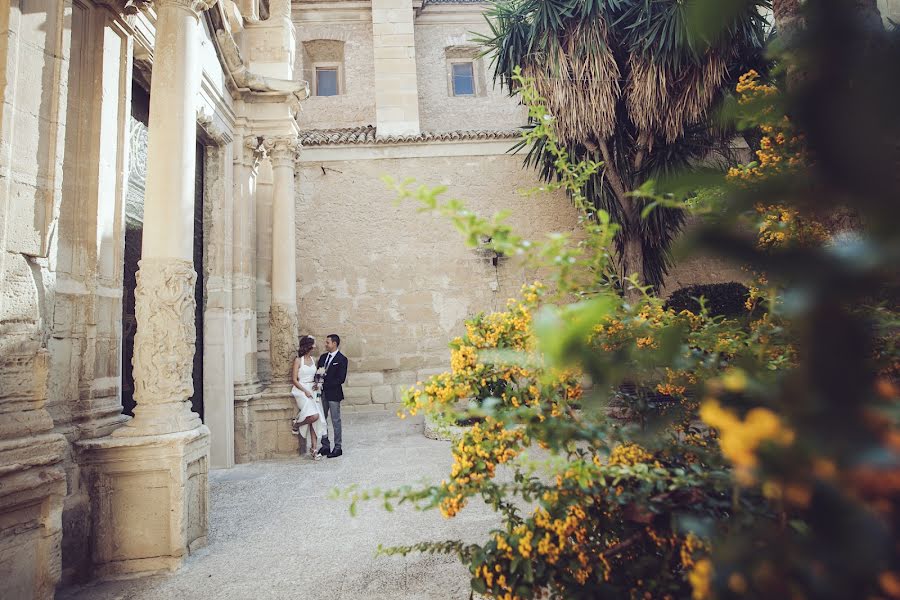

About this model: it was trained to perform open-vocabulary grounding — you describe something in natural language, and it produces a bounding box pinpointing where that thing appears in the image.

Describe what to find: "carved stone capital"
[263,136,301,167]
[126,258,202,435]
[243,135,263,167]
[269,303,299,381]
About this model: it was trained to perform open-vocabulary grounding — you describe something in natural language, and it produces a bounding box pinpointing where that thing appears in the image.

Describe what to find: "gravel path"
[60,413,501,600]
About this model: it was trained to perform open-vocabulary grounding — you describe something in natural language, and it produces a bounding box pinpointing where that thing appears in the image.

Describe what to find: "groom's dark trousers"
[317,350,347,451]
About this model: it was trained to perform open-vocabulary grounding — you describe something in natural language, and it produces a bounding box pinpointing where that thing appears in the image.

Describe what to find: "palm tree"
[477,0,770,292]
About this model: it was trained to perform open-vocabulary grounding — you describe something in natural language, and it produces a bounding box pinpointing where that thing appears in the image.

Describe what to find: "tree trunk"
[599,140,645,299]
[620,234,643,300]
[772,0,805,45]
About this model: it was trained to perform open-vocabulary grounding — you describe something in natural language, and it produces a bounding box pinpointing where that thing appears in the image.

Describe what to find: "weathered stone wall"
[660,220,750,297]
[295,146,580,412]
[293,18,376,130]
[414,19,526,133]
[292,145,751,416]
[1,2,71,595]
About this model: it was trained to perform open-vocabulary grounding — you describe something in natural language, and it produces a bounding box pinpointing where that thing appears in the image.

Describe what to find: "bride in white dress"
[290,335,327,459]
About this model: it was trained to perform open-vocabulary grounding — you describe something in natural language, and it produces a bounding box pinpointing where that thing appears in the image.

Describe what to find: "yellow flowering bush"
[402,282,581,428]
[699,399,795,485]
[352,50,899,600]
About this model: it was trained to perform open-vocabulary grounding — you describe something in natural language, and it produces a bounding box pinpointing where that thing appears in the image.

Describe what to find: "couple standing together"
[290,334,347,460]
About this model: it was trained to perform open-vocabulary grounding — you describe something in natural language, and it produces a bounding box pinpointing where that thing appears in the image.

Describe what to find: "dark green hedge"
[664,282,751,319]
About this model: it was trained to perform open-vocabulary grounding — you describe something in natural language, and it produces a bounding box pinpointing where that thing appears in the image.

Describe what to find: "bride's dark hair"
[297,335,315,357]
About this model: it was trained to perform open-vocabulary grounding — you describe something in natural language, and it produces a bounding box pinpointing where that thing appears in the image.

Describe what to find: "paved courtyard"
[60,413,501,600]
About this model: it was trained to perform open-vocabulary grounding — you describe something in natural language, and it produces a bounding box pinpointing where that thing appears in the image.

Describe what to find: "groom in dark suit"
[317,334,347,458]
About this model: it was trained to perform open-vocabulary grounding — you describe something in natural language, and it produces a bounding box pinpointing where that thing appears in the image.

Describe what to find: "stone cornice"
[297,137,523,162]
[293,1,372,23]
[125,0,218,15]
[415,0,488,23]
[197,108,233,145]
[214,30,310,100]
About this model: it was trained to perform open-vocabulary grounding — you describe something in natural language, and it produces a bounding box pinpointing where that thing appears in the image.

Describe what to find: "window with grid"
[451,62,475,96]
[316,67,339,97]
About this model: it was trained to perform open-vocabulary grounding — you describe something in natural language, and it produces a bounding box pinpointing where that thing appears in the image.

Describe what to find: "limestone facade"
[1,0,305,594]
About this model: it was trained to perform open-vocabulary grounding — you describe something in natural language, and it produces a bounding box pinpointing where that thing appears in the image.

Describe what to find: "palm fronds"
[479,0,771,290]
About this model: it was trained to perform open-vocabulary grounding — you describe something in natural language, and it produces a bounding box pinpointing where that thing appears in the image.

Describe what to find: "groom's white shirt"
[325,351,338,369]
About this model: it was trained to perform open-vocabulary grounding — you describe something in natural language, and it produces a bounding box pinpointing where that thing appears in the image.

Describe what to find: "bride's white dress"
[291,359,327,442]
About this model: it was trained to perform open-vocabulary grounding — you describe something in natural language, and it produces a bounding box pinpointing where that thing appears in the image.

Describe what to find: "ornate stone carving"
[269,303,299,381]
[125,0,218,15]
[132,258,197,410]
[263,136,302,167]
[196,108,233,146]
[215,29,311,99]
[243,135,263,167]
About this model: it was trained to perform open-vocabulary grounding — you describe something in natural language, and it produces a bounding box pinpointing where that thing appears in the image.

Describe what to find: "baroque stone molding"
[215,29,310,99]
[131,258,197,413]
[243,135,263,167]
[263,136,302,167]
[269,303,299,381]
[196,108,233,146]
[125,0,218,15]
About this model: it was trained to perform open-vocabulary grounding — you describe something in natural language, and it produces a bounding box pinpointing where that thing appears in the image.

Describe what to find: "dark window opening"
[316,68,339,96]
[452,62,475,96]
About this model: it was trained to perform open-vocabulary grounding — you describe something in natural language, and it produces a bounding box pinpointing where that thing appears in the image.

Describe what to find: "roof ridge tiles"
[297,125,522,147]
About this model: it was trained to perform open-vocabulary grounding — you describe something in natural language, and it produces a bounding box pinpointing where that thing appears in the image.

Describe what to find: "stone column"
[372,0,420,136]
[233,136,262,463]
[233,136,263,397]
[265,135,300,385]
[78,0,214,579]
[255,157,274,385]
[120,0,217,437]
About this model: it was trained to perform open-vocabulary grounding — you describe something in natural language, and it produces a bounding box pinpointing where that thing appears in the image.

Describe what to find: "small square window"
[316,67,339,96]
[451,62,475,96]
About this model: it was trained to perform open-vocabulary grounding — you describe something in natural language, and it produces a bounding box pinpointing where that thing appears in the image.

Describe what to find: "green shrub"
[664,282,751,319]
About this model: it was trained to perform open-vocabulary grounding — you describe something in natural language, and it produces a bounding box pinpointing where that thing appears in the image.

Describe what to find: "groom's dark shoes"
[327,448,342,458]
[318,444,330,456]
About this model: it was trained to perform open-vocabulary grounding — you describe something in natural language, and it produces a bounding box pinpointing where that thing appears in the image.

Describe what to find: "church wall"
[294,145,580,412]
[414,15,526,133]
[292,12,376,130]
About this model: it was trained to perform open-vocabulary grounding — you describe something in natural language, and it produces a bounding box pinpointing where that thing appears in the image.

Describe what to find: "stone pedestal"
[0,342,68,599]
[233,391,300,462]
[0,435,67,600]
[77,427,210,578]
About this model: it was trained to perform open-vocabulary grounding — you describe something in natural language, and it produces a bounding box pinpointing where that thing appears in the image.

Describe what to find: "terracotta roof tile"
[297,125,524,147]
